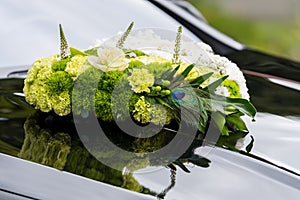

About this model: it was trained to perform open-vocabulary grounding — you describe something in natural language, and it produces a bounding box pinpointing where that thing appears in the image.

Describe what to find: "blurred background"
[186,0,300,62]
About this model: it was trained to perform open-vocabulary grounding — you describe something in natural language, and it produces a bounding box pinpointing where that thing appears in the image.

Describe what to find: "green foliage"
[59,24,71,59]
[51,58,71,71]
[116,22,134,48]
[222,79,241,98]
[47,71,73,94]
[186,0,300,62]
[124,49,146,57]
[128,60,145,69]
[173,26,182,64]
[189,72,213,88]
[70,47,88,57]
[145,62,172,78]
[203,75,229,92]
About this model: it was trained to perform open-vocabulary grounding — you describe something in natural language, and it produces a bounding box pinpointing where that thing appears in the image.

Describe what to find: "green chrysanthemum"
[65,55,87,78]
[52,91,71,116]
[222,79,241,98]
[127,68,154,93]
[95,89,113,121]
[150,104,173,126]
[47,71,73,94]
[132,96,151,124]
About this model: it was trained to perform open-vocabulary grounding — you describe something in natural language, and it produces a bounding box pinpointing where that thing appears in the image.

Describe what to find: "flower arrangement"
[23,23,256,137]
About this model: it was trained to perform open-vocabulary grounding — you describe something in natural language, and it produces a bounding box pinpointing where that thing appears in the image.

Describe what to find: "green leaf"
[84,47,98,56]
[189,72,213,87]
[155,98,174,110]
[212,112,229,136]
[70,47,88,56]
[181,64,195,78]
[165,65,181,80]
[226,113,248,132]
[172,64,195,84]
[203,75,229,92]
[124,49,146,57]
[224,98,256,118]
[211,95,256,118]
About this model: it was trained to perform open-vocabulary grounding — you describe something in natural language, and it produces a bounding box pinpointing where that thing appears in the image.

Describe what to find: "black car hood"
[1,0,300,199]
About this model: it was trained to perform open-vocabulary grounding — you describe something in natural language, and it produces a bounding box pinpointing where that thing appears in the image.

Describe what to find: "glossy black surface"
[0,60,300,199]
[1,0,300,199]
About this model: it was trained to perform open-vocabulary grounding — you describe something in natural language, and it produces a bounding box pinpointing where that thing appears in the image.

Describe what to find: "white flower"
[88,47,128,72]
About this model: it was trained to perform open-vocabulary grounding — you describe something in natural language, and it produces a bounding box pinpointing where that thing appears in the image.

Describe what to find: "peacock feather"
[153,64,256,136]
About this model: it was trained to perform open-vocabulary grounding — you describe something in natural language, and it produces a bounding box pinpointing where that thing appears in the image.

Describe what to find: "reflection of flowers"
[18,115,71,170]
[87,47,128,72]
[19,113,143,191]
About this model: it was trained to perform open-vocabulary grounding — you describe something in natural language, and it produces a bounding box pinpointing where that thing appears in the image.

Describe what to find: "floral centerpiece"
[23,23,256,170]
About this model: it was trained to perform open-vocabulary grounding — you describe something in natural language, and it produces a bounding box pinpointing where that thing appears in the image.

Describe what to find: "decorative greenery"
[24,23,256,138]
[116,22,134,49]
[59,24,71,59]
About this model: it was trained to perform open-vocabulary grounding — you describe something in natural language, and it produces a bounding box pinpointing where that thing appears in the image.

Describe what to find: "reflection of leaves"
[173,160,191,173]
[246,135,255,153]
[188,155,211,168]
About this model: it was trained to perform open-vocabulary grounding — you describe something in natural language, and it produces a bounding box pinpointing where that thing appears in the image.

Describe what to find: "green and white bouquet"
[23,23,256,137]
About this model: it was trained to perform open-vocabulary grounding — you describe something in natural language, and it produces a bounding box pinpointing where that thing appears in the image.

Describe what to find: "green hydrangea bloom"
[52,58,71,71]
[72,67,103,115]
[97,70,124,92]
[95,89,113,121]
[52,91,71,116]
[24,54,79,116]
[145,62,172,78]
[47,71,73,94]
[222,79,241,98]
[35,86,52,112]
[150,104,173,126]
[132,96,151,124]
[127,68,154,93]
[127,60,145,69]
[110,75,140,121]
[65,55,87,78]
[25,55,57,84]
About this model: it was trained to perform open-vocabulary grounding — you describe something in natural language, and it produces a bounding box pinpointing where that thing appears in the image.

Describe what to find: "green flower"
[65,55,87,78]
[127,68,154,93]
[150,104,173,126]
[35,86,52,112]
[97,70,124,92]
[95,89,113,121]
[25,55,57,84]
[72,67,103,115]
[51,91,71,116]
[47,71,73,94]
[52,58,71,71]
[222,79,241,98]
[132,96,151,124]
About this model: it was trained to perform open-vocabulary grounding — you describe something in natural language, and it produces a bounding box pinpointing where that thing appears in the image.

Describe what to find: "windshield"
[0,0,199,68]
